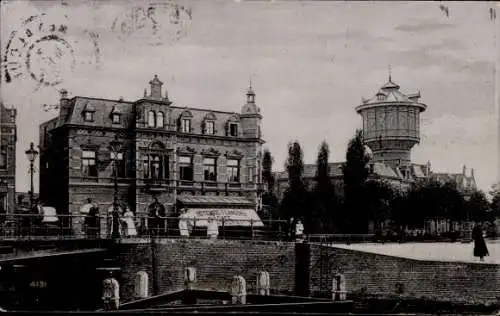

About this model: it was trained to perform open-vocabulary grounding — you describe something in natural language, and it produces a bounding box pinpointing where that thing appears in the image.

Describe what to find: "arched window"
[157,112,164,128]
[148,111,156,127]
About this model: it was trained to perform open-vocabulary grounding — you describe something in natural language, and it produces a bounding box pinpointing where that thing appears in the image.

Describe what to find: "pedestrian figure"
[82,198,99,238]
[295,219,304,242]
[207,216,219,239]
[148,197,166,236]
[472,223,489,261]
[102,271,120,310]
[121,206,137,237]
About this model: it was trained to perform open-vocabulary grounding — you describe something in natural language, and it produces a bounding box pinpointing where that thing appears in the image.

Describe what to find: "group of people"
[80,198,138,238]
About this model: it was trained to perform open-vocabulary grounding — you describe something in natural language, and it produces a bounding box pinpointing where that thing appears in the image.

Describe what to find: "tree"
[262,149,275,191]
[406,180,465,231]
[467,190,491,223]
[280,141,309,226]
[361,180,394,234]
[309,141,337,233]
[342,129,370,233]
[261,149,279,220]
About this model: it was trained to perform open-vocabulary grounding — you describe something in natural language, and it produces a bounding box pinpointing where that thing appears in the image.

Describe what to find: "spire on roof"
[246,77,255,104]
[388,64,392,82]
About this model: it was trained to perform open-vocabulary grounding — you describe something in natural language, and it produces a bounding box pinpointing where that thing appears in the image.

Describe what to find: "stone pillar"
[183,267,197,305]
[102,275,120,310]
[256,271,270,296]
[231,275,246,305]
[184,267,197,290]
[134,271,149,299]
[332,273,346,301]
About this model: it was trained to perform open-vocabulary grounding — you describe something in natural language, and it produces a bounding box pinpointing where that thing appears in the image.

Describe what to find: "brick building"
[0,103,17,217]
[39,75,264,233]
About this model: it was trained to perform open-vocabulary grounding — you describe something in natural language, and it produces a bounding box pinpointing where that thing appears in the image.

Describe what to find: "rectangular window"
[82,150,97,177]
[205,121,214,135]
[181,119,191,133]
[179,156,193,181]
[111,152,125,178]
[143,154,168,179]
[84,111,94,122]
[112,114,121,124]
[203,157,217,181]
[227,159,240,182]
[248,167,255,183]
[0,146,6,169]
[229,123,238,137]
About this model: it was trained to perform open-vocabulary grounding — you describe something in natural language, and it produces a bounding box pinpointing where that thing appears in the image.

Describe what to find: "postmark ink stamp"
[111,1,192,47]
[2,12,101,91]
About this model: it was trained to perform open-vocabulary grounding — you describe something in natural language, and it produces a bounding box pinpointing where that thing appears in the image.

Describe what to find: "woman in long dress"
[472,223,489,261]
[121,207,137,237]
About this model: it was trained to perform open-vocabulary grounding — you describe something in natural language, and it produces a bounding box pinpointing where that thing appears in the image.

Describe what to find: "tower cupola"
[355,71,427,169]
[241,80,260,116]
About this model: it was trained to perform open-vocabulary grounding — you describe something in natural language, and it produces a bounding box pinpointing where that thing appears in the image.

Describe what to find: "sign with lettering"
[29,280,47,289]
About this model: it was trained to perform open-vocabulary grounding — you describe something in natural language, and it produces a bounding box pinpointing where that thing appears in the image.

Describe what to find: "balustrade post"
[183,267,197,305]
[225,183,228,195]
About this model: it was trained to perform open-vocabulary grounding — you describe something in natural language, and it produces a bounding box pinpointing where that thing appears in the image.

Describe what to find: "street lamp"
[109,135,123,239]
[25,142,38,208]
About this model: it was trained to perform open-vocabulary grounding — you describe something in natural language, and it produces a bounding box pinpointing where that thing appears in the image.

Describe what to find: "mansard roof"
[48,95,245,136]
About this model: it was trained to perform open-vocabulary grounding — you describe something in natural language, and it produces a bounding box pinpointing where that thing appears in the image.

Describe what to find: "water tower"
[355,75,427,170]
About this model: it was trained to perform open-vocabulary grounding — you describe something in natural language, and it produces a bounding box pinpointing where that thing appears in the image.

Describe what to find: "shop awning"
[177,195,254,207]
[179,208,264,227]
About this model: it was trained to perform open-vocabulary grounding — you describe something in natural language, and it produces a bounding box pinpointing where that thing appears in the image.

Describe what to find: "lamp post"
[25,142,38,208]
[109,136,123,239]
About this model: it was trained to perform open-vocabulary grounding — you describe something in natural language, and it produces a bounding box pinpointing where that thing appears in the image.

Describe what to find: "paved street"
[332,240,500,264]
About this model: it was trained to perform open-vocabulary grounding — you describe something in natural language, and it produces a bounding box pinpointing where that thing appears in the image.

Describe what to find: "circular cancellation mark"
[2,13,101,91]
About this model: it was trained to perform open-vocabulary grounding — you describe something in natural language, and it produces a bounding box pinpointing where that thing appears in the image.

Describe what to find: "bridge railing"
[0,213,292,241]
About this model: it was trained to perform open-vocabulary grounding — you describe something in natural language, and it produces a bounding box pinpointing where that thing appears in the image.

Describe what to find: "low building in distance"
[0,103,17,217]
[39,75,264,234]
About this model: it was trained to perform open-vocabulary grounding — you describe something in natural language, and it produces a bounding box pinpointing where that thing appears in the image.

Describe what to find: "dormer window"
[202,112,216,135]
[82,102,96,122]
[229,123,238,137]
[205,121,214,135]
[178,110,193,133]
[84,111,94,122]
[112,113,121,124]
[148,111,156,127]
[181,119,191,133]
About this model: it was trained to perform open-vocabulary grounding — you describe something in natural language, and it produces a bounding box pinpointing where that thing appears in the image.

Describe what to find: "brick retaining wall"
[115,239,499,305]
[309,244,499,305]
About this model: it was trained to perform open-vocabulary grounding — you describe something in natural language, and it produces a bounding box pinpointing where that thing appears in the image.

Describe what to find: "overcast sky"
[1,0,499,193]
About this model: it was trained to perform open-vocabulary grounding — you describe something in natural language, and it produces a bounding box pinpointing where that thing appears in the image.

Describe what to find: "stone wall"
[114,239,500,305]
[308,244,499,305]
[116,239,296,302]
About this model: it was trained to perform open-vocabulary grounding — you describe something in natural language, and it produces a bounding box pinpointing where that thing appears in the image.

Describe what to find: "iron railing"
[0,213,291,241]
